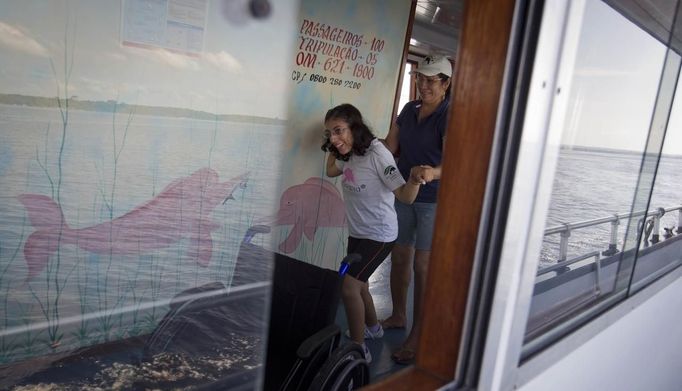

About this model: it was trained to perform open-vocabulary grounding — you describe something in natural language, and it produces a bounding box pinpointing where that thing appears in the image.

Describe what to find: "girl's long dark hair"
[321,103,375,161]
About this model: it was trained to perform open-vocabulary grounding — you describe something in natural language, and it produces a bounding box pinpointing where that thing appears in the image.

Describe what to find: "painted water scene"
[0,0,305,387]
[0,0,413,388]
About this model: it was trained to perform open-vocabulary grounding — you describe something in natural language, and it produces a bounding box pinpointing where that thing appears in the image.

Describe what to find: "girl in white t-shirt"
[321,103,431,363]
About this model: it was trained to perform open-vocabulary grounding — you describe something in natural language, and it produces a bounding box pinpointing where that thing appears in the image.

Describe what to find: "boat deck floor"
[337,257,415,382]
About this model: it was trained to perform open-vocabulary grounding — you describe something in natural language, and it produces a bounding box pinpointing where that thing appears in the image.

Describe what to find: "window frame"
[371,0,682,389]
[476,1,587,388]
[478,0,682,389]
[366,0,519,388]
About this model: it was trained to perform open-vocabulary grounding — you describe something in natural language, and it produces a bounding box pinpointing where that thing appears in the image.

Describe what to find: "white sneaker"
[344,325,384,340]
[362,343,372,364]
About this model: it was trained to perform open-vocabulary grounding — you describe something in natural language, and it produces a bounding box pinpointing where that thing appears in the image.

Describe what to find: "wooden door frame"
[365,0,517,388]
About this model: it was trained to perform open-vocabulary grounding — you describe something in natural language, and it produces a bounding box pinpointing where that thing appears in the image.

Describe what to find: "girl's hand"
[409,165,434,185]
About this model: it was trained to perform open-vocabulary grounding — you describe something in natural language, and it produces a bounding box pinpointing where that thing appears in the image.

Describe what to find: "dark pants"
[346,236,395,282]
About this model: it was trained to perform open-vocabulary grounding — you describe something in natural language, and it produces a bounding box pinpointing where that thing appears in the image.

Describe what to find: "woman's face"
[324,117,354,156]
[416,73,450,105]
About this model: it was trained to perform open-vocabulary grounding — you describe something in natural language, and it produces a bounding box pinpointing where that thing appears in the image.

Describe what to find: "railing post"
[602,216,619,256]
[678,207,682,235]
[593,252,602,294]
[651,207,664,244]
[557,224,571,262]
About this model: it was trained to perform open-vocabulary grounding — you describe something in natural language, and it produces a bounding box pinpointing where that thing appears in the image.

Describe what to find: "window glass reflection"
[0,0,297,388]
[631,62,682,291]
[651,75,682,239]
[524,0,678,351]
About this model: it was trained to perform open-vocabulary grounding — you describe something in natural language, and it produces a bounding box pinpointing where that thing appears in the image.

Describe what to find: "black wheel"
[307,343,369,391]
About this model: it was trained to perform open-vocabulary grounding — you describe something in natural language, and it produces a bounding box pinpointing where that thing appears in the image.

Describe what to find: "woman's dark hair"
[321,103,375,161]
[437,73,452,96]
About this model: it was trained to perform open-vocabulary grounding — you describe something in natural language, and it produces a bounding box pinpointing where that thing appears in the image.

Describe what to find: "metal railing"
[526,204,682,361]
[537,251,602,293]
[540,204,682,273]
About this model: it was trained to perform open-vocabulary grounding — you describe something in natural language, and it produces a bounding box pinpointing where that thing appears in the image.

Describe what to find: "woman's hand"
[394,165,430,204]
[409,165,435,185]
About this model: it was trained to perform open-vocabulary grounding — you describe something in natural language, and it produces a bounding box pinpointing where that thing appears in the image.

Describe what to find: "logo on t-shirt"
[343,168,357,185]
[384,165,400,181]
[342,168,364,193]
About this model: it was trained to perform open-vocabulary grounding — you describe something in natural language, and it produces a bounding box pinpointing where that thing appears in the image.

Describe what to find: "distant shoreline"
[560,143,682,159]
[0,94,287,126]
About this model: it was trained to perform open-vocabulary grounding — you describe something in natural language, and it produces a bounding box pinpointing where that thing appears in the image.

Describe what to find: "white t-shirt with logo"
[335,138,406,242]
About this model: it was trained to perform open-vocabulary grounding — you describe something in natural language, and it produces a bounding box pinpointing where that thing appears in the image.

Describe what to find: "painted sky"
[0,0,300,119]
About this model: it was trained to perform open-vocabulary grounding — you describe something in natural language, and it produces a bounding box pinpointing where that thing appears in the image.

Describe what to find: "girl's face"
[416,73,450,105]
[324,117,354,155]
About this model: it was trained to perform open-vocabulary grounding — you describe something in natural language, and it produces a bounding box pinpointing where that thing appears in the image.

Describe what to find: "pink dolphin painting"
[264,177,346,253]
[18,168,248,280]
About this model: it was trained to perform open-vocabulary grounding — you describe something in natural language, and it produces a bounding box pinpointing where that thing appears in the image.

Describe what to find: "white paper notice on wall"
[121,0,208,55]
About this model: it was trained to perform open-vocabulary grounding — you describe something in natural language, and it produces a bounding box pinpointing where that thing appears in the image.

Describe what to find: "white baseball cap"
[412,55,452,77]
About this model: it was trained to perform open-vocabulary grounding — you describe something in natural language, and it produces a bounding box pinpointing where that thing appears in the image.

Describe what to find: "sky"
[0,0,680,153]
[0,0,300,119]
[561,0,682,155]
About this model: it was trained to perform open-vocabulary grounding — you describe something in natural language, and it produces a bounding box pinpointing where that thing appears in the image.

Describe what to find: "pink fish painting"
[19,168,248,280]
[264,177,346,253]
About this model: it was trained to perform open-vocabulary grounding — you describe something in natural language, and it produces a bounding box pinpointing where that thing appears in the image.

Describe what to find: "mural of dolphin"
[18,168,248,280]
[265,177,346,253]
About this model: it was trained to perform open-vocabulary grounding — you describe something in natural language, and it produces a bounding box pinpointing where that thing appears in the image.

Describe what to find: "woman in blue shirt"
[382,55,452,364]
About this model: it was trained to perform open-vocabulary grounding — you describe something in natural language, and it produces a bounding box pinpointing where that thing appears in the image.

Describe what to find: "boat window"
[521,0,682,359]
[629,57,682,293]
[0,1,298,388]
[397,60,416,114]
